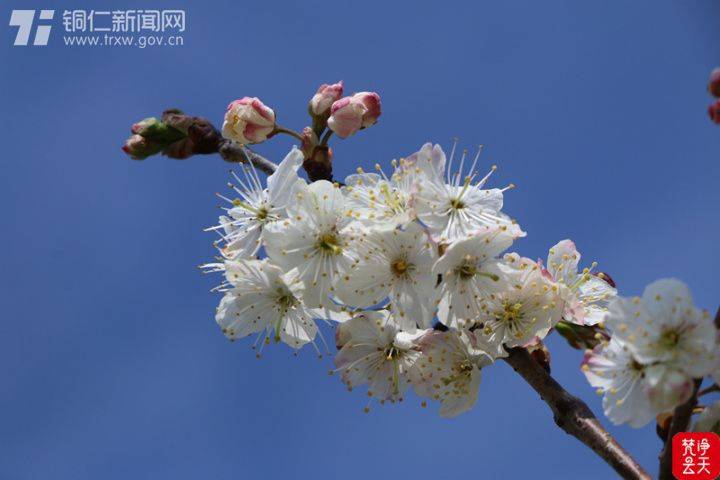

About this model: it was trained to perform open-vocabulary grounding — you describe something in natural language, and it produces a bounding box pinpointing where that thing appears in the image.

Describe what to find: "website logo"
[9,9,54,46]
[8,9,186,48]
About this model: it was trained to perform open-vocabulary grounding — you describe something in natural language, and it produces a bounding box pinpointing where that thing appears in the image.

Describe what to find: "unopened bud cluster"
[122,110,221,160]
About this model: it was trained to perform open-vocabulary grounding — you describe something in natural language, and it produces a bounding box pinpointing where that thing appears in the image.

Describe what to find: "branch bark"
[217,140,278,175]
[504,347,651,480]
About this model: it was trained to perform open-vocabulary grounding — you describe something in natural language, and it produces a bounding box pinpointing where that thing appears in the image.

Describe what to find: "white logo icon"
[9,9,55,46]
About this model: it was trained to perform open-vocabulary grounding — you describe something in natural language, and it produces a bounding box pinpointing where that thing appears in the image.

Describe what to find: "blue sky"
[1,1,719,478]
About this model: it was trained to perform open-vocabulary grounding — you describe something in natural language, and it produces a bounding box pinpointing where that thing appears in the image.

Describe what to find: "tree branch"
[503,347,651,480]
[658,379,702,480]
[218,140,278,175]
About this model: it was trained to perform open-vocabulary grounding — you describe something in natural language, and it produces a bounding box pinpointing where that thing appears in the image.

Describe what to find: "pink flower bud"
[353,91,382,127]
[309,81,343,116]
[327,97,366,138]
[327,92,382,138]
[709,100,720,124]
[222,97,276,144]
[709,68,720,98]
[122,134,162,160]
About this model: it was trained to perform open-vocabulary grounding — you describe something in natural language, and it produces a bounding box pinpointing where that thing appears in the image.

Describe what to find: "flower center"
[450,198,465,210]
[456,259,477,279]
[256,207,269,221]
[391,258,410,276]
[276,288,298,310]
[659,328,681,349]
[500,302,524,324]
[317,232,342,255]
[383,346,402,361]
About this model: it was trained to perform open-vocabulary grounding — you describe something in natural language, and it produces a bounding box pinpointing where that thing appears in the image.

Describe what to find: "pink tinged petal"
[328,97,366,138]
[223,96,276,144]
[310,81,344,116]
[353,91,382,127]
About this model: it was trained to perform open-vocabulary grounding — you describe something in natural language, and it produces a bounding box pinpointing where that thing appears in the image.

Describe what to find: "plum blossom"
[541,239,617,326]
[413,329,495,418]
[222,97,276,144]
[334,311,424,406]
[604,279,716,380]
[474,257,567,348]
[263,180,358,308]
[208,148,305,259]
[582,338,656,427]
[335,222,438,331]
[413,144,521,243]
[642,363,695,413]
[206,258,319,351]
[342,143,445,227]
[434,228,516,329]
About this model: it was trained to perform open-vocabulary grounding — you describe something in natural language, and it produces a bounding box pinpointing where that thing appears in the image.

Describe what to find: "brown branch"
[658,380,702,480]
[503,347,651,480]
[699,383,720,397]
[218,140,278,175]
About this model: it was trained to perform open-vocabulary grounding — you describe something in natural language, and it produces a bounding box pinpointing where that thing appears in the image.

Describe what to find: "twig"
[218,140,278,175]
[699,384,720,397]
[503,347,651,480]
[658,380,702,480]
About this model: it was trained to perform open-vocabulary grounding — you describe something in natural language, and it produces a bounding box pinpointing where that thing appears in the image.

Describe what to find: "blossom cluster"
[582,279,718,427]
[203,136,622,417]
[202,84,718,426]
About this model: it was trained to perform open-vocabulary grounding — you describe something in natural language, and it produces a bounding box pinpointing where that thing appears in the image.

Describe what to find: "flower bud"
[709,100,720,124]
[709,68,720,98]
[327,97,365,138]
[300,127,318,159]
[309,81,343,117]
[122,134,162,160]
[222,97,276,144]
[327,92,382,138]
[131,117,160,135]
[353,91,382,127]
[161,109,194,134]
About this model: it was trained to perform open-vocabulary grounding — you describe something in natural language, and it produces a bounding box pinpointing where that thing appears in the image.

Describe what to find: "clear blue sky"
[1,1,719,478]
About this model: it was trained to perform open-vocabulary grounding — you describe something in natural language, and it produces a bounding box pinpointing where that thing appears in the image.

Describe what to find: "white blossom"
[334,311,424,406]
[335,222,438,330]
[474,257,566,348]
[604,278,716,379]
[413,144,520,243]
[582,338,656,428]
[542,239,617,326]
[342,143,445,227]
[413,329,494,418]
[263,180,358,308]
[208,258,319,351]
[434,228,516,329]
[208,148,305,259]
